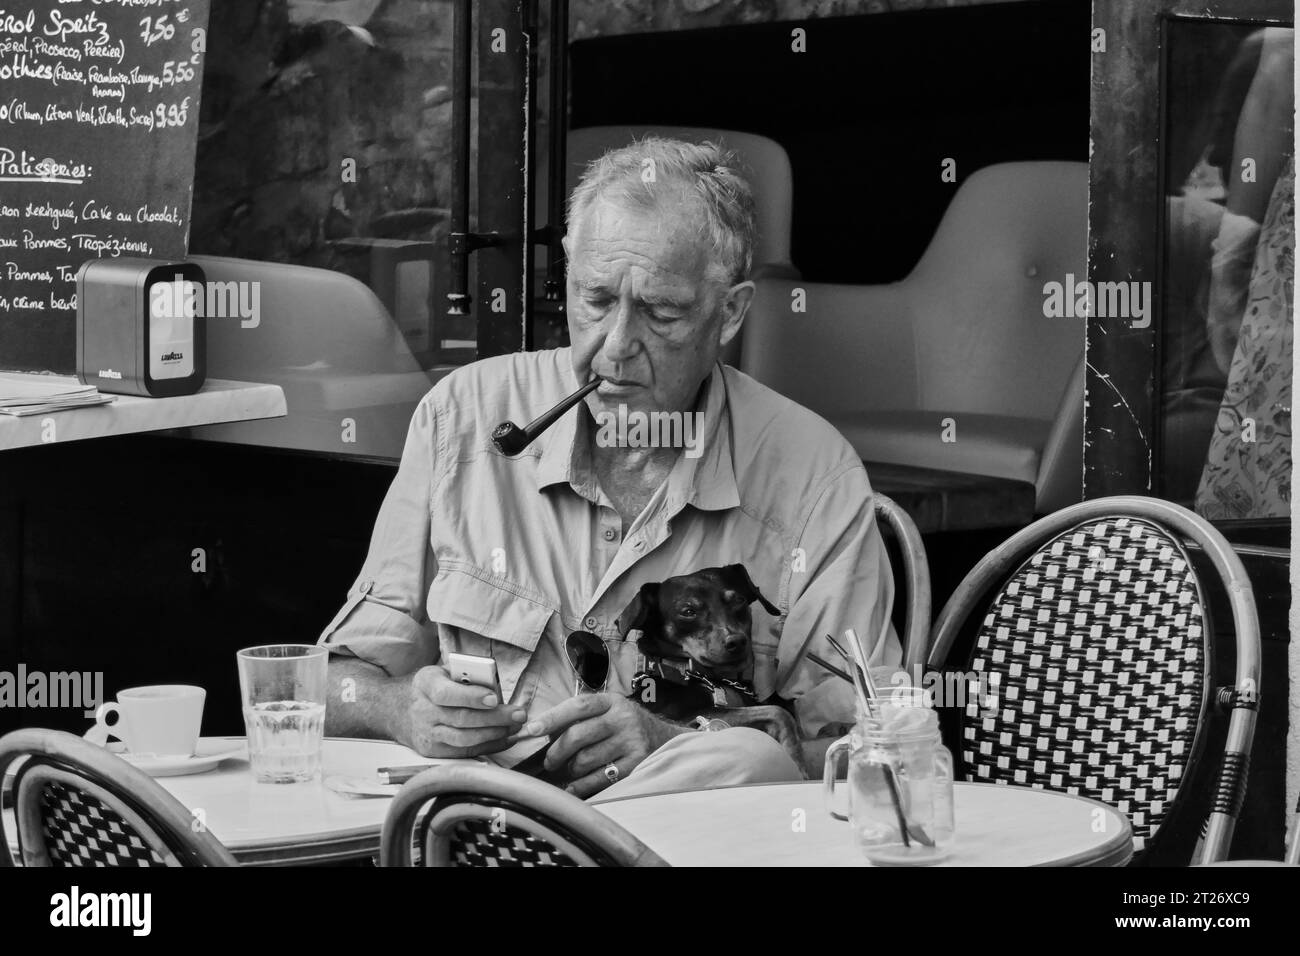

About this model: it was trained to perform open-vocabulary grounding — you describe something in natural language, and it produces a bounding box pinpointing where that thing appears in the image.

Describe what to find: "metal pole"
[447,0,473,316]
[523,0,540,345]
[474,0,530,357]
[543,0,569,301]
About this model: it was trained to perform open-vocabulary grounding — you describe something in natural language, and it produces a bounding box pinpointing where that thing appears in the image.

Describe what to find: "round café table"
[591,781,1134,866]
[6,741,1134,867]
[4,737,455,866]
[156,737,454,865]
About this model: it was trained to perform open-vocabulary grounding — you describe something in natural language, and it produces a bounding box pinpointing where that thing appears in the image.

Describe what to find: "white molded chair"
[740,161,1087,513]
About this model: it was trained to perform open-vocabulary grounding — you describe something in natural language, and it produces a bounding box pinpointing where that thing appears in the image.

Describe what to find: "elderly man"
[319,137,897,799]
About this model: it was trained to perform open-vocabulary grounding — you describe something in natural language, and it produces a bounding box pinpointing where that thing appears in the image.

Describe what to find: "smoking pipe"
[491,376,602,456]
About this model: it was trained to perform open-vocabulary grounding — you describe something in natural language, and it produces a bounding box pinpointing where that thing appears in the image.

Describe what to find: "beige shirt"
[318,347,898,739]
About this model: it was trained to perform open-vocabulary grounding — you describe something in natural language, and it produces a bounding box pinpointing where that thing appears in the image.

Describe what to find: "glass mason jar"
[823,702,955,865]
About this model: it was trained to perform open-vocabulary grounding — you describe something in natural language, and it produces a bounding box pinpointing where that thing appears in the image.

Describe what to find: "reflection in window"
[194,0,473,365]
[1160,22,1293,522]
[186,1,469,460]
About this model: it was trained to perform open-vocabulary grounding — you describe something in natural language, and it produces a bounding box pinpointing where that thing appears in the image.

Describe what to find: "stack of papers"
[0,374,115,417]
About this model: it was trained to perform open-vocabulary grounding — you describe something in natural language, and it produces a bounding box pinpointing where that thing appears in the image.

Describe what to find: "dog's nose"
[723,632,749,653]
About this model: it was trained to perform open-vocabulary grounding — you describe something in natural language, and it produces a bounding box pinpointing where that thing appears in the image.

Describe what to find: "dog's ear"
[617,582,661,642]
[720,564,781,616]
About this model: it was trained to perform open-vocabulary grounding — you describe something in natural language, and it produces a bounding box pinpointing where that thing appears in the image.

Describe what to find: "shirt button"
[584,616,599,630]
[603,528,617,541]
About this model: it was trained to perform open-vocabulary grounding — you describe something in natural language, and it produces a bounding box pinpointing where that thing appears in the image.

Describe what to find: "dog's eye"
[677,606,697,619]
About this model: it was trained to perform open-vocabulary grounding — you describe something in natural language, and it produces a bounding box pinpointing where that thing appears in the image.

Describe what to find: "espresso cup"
[90,685,205,757]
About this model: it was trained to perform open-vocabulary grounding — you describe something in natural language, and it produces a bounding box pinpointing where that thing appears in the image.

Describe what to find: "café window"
[1158,20,1294,526]
[186,0,520,461]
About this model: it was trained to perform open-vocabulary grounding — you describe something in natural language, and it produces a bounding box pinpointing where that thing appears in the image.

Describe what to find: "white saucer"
[108,739,247,777]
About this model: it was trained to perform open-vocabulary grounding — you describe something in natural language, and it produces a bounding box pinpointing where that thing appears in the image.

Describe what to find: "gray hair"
[565,136,757,285]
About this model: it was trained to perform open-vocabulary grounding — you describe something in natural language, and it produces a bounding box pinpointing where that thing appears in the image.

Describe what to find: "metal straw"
[839,629,935,849]
[825,634,873,715]
[807,652,853,684]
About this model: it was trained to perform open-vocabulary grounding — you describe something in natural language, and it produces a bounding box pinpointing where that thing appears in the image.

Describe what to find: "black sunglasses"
[565,631,610,695]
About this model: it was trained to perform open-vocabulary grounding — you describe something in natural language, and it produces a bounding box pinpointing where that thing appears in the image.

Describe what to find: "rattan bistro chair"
[0,729,236,867]
[380,763,668,867]
[875,493,932,673]
[1201,794,1300,866]
[925,496,1260,865]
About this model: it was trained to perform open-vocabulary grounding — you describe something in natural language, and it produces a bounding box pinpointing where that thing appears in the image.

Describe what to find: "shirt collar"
[535,361,739,514]
[669,362,739,513]
[534,356,587,493]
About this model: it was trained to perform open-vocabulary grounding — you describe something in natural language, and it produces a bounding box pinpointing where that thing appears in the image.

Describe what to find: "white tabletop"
[6,743,1135,867]
[5,737,468,866]
[0,374,286,451]
[592,781,1134,867]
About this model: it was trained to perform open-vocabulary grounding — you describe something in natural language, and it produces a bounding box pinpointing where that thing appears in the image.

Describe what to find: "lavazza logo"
[50,886,152,937]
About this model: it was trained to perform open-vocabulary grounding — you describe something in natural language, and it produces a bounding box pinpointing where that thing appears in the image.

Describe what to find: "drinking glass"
[236,644,328,783]
[824,700,955,865]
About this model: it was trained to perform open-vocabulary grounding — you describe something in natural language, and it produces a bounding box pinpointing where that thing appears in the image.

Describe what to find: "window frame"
[1087,0,1294,547]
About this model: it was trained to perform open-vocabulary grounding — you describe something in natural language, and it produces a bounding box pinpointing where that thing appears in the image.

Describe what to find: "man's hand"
[391,665,529,758]
[522,694,689,798]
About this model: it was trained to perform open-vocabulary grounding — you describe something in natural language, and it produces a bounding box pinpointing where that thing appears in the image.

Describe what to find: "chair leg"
[1200,750,1250,864]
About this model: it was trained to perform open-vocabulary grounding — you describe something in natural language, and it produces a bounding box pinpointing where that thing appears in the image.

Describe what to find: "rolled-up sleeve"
[317,395,441,676]
[776,463,900,737]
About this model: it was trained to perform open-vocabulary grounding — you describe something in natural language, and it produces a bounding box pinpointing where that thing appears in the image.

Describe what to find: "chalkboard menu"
[0,1,210,373]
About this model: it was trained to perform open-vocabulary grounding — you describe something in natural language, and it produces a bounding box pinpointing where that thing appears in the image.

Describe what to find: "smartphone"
[444,653,566,783]
[509,739,567,786]
[445,652,501,698]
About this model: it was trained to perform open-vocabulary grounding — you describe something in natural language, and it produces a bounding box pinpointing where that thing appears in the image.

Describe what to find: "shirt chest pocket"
[425,566,557,705]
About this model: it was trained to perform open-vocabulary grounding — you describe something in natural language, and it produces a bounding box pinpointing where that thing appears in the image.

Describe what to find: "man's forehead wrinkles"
[580,243,663,272]
[573,253,696,293]
[574,201,707,270]
[574,267,697,304]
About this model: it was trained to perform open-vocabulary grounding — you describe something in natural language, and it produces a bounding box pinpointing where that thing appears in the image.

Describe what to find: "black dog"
[617,564,804,766]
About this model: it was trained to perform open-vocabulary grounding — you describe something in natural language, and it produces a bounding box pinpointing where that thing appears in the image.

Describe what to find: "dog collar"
[633,653,757,709]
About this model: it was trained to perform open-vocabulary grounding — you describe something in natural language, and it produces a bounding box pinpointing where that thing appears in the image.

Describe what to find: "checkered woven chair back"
[381,763,668,867]
[960,516,1210,852]
[417,800,595,867]
[38,776,169,867]
[1,729,237,868]
[444,814,582,867]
